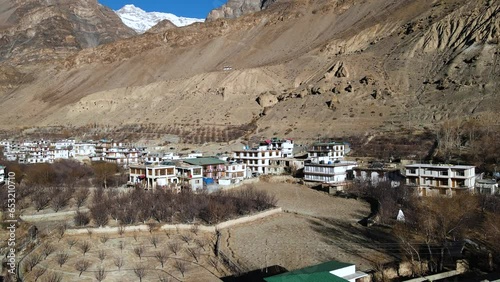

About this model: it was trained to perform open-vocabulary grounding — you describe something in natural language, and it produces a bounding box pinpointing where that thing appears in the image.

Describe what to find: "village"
[1,137,498,196]
[0,136,499,282]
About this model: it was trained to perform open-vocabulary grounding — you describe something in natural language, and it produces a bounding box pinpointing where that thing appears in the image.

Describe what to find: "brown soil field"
[220,182,395,272]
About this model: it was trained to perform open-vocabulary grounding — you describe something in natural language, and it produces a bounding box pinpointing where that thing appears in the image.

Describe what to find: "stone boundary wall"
[220,177,260,190]
[65,207,283,235]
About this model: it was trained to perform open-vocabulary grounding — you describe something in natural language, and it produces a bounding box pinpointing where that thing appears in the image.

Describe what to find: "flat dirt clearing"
[221,182,394,272]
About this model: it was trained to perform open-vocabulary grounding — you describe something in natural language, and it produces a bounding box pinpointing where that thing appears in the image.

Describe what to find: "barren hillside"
[0,0,498,143]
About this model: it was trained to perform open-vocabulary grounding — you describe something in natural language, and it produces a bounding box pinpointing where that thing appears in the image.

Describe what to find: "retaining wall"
[65,207,283,235]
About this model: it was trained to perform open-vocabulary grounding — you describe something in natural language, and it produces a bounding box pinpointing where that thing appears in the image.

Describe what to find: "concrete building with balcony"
[105,147,139,167]
[175,162,204,191]
[405,164,476,196]
[304,161,358,185]
[233,147,282,175]
[183,157,227,181]
[224,160,249,184]
[307,141,347,163]
[128,163,178,190]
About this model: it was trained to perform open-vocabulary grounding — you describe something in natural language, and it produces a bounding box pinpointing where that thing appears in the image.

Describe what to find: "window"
[439,170,449,176]
[408,169,416,174]
[456,170,465,176]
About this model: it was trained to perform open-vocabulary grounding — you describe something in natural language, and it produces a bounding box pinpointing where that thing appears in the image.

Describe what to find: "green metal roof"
[264,261,352,282]
[183,157,226,166]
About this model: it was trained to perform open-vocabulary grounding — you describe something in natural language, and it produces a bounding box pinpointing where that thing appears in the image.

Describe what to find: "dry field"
[16,181,396,281]
[21,230,226,282]
[220,182,395,272]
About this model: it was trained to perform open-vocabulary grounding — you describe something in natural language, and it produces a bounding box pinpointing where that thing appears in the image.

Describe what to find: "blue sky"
[99,0,225,18]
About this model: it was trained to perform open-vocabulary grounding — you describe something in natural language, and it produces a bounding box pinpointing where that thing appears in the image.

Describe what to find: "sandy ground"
[220,182,394,272]
[21,231,226,282]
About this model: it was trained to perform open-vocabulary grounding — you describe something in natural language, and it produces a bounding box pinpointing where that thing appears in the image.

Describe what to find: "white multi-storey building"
[307,141,346,163]
[224,161,249,183]
[129,163,178,190]
[233,146,282,175]
[304,161,358,184]
[105,147,139,166]
[176,162,204,191]
[405,164,476,196]
[74,142,96,160]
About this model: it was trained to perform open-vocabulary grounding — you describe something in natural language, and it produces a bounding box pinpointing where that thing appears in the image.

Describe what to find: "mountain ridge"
[0,0,498,144]
[115,4,204,33]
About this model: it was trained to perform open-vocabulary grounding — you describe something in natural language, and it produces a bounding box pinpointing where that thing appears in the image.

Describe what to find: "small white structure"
[397,209,405,222]
[0,165,5,184]
[475,179,498,195]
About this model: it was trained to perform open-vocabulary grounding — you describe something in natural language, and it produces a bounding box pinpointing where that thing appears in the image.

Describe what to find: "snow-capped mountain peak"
[116,4,204,34]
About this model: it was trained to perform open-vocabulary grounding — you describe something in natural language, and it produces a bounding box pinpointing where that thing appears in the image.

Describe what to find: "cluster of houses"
[1,137,498,195]
[0,139,140,164]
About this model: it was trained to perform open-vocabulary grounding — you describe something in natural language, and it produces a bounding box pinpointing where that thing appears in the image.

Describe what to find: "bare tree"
[41,243,56,259]
[114,256,125,271]
[32,266,47,282]
[133,245,145,260]
[180,234,192,245]
[168,241,181,255]
[75,259,91,277]
[118,241,125,253]
[159,275,171,282]
[86,228,93,238]
[66,238,78,249]
[94,266,107,282]
[56,224,66,241]
[75,187,90,208]
[26,253,43,271]
[133,264,147,282]
[79,241,91,256]
[208,257,220,272]
[90,203,109,227]
[74,211,90,227]
[195,238,207,251]
[97,250,107,263]
[55,252,69,267]
[150,235,160,248]
[147,222,156,233]
[187,247,200,262]
[43,272,62,282]
[154,250,168,268]
[190,224,200,235]
[118,225,125,236]
[99,235,109,244]
[174,260,187,277]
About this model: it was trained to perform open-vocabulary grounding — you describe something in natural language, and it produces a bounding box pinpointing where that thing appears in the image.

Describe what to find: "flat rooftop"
[405,164,475,169]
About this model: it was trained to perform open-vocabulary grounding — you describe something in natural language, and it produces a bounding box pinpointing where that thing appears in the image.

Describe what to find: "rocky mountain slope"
[206,0,276,21]
[115,4,204,33]
[0,0,135,65]
[0,0,498,144]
